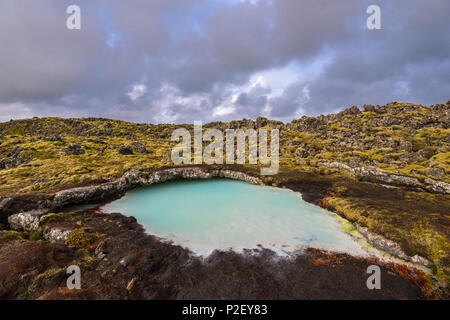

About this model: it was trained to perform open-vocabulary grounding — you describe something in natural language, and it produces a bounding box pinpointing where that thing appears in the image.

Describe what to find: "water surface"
[101,179,367,256]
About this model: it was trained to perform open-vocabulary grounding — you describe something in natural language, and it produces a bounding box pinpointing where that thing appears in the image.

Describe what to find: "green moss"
[315,152,337,160]
[65,228,103,250]
[40,212,75,224]
[428,152,450,173]
[28,231,44,241]
[65,228,88,248]
[27,267,67,293]
[327,124,352,132]
[327,196,450,283]
[0,230,25,242]
[345,149,385,162]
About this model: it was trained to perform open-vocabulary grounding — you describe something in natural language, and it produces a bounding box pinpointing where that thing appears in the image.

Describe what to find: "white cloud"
[127,84,147,101]
[212,105,235,117]
[250,65,299,97]
[0,102,33,121]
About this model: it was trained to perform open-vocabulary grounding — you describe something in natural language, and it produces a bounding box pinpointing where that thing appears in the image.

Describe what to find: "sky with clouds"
[0,0,449,123]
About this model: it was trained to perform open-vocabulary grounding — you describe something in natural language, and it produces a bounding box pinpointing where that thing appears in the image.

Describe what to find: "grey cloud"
[0,0,448,123]
[0,1,109,102]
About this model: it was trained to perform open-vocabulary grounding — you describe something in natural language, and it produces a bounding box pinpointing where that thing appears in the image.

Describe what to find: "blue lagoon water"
[101,179,367,256]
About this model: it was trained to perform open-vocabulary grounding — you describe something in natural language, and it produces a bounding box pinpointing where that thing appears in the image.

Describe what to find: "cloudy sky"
[0,0,449,123]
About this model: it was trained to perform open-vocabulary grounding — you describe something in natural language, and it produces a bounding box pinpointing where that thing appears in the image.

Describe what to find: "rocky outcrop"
[424,178,450,194]
[355,224,432,268]
[51,167,263,209]
[0,146,28,169]
[43,228,72,243]
[7,210,72,242]
[321,162,450,194]
[8,209,49,230]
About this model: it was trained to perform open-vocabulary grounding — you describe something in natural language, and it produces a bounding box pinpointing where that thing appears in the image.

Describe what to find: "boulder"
[8,209,49,230]
[131,142,148,154]
[118,145,133,155]
[44,228,73,243]
[363,104,376,112]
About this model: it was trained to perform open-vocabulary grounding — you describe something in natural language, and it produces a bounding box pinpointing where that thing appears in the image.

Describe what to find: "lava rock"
[131,142,148,154]
[425,167,445,177]
[63,143,85,155]
[118,145,133,155]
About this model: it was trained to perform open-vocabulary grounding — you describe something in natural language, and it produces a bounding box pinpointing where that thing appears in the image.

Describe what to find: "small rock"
[63,143,85,155]
[417,149,430,159]
[118,145,133,155]
[398,139,413,152]
[131,142,148,154]
[119,255,135,267]
[425,167,445,177]
[95,239,109,258]
[44,228,73,243]
[411,255,432,267]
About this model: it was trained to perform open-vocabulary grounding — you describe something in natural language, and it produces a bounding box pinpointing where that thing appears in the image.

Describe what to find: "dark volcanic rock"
[0,146,27,169]
[118,145,133,155]
[63,143,85,155]
[131,142,148,154]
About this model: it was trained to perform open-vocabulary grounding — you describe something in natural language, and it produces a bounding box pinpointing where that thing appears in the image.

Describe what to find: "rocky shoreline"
[0,208,435,300]
[52,167,264,209]
[321,162,450,194]
[0,166,447,299]
[0,167,262,222]
[5,166,265,242]
[4,166,433,271]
